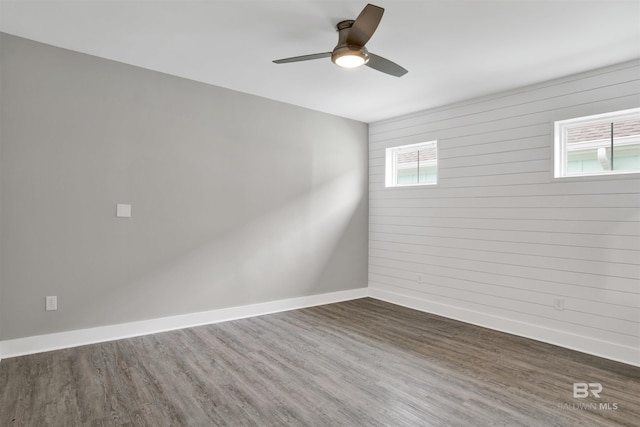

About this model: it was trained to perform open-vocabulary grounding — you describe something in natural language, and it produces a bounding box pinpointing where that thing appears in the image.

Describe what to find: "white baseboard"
[3,286,637,368]
[368,287,640,368]
[0,287,368,360]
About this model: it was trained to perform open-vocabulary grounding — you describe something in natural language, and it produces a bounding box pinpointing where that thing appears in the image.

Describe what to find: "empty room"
[0,0,639,425]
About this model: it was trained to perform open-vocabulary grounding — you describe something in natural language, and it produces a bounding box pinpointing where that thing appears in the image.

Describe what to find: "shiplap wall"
[368,60,640,366]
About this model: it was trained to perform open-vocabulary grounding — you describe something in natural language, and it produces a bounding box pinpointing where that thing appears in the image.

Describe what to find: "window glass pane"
[612,118,640,172]
[417,144,437,184]
[396,150,419,185]
[566,122,611,173]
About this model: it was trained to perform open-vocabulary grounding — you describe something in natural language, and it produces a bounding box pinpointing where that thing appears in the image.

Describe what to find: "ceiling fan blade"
[347,4,384,46]
[273,52,332,64]
[366,53,408,77]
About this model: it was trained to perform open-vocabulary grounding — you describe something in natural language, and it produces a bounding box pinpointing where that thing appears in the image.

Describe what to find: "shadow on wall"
[70,170,366,327]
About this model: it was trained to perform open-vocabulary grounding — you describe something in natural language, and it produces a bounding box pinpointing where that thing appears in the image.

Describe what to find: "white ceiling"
[1,0,639,123]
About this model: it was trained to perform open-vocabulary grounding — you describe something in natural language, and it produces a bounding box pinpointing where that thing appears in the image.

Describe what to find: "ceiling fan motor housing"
[331,20,370,67]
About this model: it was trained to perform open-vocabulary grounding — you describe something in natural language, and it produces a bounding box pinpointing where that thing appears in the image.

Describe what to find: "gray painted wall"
[0,33,368,340]
[0,36,3,345]
[368,60,640,364]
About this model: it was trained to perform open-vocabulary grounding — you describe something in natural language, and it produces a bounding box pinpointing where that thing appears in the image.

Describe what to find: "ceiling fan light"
[331,46,369,68]
[335,54,366,68]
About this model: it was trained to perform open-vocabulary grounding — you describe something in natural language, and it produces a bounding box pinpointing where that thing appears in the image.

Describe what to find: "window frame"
[553,107,640,179]
[385,140,438,188]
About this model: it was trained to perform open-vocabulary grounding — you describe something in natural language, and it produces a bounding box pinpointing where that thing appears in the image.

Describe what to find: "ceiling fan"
[273,4,408,77]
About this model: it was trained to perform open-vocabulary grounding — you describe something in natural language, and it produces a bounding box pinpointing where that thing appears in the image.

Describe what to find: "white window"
[554,108,640,178]
[385,141,437,187]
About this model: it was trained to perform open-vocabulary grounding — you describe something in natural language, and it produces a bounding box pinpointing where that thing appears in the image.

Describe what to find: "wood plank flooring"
[1,298,639,426]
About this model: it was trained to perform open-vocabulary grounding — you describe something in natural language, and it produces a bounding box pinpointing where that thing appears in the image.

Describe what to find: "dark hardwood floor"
[1,298,639,426]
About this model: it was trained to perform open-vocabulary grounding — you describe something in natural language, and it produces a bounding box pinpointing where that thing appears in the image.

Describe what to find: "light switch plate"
[116,203,132,218]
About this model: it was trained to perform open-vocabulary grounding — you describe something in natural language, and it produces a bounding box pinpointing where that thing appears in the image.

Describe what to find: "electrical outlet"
[554,298,565,311]
[46,296,57,311]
